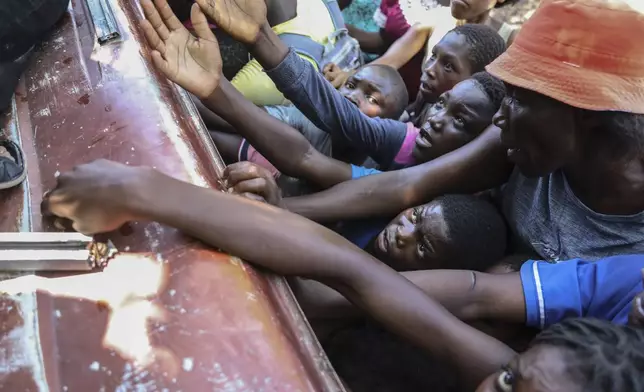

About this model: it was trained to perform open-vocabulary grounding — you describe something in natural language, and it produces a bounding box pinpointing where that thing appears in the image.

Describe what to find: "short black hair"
[450,24,506,73]
[531,318,644,392]
[470,71,506,112]
[360,63,409,119]
[437,194,507,271]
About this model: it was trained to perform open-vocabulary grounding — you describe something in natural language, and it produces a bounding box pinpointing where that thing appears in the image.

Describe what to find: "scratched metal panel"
[0,0,343,390]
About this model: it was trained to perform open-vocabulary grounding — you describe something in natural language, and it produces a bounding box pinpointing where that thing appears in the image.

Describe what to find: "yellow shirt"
[231,0,336,106]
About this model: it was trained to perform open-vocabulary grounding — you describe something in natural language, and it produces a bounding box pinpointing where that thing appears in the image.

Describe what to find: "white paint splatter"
[36,107,51,117]
[168,289,176,297]
[182,357,194,372]
[89,361,100,371]
[55,309,62,318]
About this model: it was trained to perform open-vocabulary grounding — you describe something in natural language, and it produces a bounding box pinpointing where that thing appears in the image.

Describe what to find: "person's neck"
[467,10,491,25]
[563,151,644,215]
[266,0,297,26]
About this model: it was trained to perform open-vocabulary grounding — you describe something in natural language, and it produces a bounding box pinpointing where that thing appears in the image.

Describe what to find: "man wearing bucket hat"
[227,0,644,264]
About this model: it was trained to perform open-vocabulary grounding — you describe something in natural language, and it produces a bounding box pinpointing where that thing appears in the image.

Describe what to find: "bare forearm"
[347,25,388,54]
[134,173,514,382]
[247,23,291,72]
[202,79,315,179]
[284,125,512,222]
[372,25,430,69]
[295,269,526,323]
[193,98,236,132]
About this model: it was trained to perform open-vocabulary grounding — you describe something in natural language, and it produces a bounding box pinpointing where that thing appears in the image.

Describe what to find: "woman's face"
[493,84,578,178]
[475,345,581,392]
[450,0,502,20]
[372,202,452,271]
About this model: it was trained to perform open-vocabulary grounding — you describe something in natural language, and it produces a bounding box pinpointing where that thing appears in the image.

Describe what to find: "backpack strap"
[321,0,346,30]
[272,0,348,69]
[278,33,324,68]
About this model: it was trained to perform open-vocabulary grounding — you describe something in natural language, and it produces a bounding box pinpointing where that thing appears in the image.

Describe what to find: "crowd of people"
[2,0,644,390]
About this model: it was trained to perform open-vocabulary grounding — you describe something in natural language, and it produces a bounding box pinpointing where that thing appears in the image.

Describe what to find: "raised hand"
[323,63,352,90]
[42,160,154,235]
[195,0,267,45]
[141,0,221,99]
[222,162,283,207]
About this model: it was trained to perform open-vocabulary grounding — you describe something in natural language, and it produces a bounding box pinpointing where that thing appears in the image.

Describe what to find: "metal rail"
[0,233,117,271]
[86,0,121,44]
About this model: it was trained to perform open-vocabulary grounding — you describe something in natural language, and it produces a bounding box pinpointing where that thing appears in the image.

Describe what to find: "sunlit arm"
[127,170,516,385]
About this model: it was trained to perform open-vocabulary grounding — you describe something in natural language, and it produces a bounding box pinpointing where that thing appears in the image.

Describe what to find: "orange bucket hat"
[486,0,644,114]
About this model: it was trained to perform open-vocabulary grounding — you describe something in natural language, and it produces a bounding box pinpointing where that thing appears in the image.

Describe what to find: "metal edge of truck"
[0,0,344,390]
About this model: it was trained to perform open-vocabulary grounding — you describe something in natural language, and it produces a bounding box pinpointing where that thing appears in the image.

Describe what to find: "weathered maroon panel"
[0,0,342,390]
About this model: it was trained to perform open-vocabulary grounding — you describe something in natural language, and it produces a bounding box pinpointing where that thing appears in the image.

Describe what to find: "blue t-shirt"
[335,166,390,249]
[521,254,644,328]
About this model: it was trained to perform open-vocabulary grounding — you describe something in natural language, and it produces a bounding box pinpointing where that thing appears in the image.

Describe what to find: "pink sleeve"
[382,1,411,39]
[238,141,281,179]
[392,123,419,166]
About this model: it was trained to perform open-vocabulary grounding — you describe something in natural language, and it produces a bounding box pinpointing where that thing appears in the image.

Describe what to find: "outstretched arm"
[371,24,432,69]
[45,160,516,386]
[282,124,513,222]
[192,1,409,165]
[292,269,525,324]
[140,0,355,187]
[202,79,353,188]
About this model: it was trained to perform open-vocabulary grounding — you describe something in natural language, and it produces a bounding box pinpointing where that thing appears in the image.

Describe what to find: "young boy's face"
[338,66,400,119]
[419,31,474,104]
[450,0,500,21]
[412,78,497,163]
[372,201,452,271]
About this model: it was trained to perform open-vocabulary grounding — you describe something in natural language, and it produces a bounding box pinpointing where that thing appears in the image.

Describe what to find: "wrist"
[124,167,168,221]
[248,23,289,70]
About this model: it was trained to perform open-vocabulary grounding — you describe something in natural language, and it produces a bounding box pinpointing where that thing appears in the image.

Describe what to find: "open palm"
[141,0,222,99]
[195,0,267,45]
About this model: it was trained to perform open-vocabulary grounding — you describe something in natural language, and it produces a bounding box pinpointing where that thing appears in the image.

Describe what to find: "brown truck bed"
[0,0,342,390]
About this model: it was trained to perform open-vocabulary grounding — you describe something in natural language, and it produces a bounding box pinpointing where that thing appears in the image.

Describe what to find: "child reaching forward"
[148,0,506,188]
[43,158,644,391]
[210,62,409,177]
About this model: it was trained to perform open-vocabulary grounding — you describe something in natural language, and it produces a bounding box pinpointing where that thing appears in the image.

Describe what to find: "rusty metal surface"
[0,0,343,390]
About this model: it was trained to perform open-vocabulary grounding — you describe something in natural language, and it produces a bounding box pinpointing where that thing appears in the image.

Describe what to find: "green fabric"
[342,0,380,61]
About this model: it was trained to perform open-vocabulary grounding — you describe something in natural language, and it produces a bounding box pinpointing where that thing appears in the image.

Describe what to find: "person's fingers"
[223,162,263,185]
[151,51,173,76]
[141,19,166,54]
[239,192,267,204]
[231,178,270,197]
[45,195,76,220]
[154,0,186,31]
[141,0,171,40]
[323,63,336,74]
[190,3,217,42]
[194,0,217,21]
[72,220,96,236]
